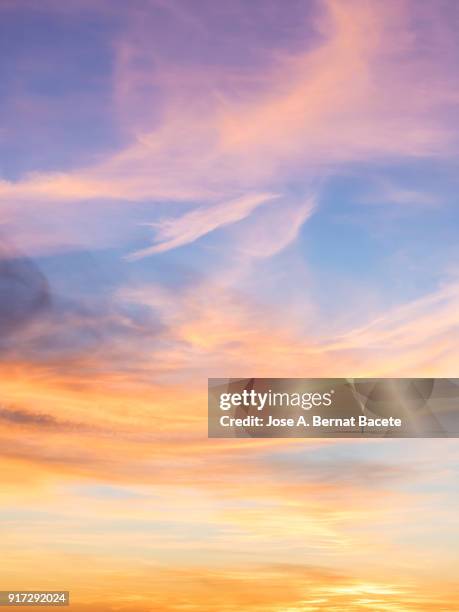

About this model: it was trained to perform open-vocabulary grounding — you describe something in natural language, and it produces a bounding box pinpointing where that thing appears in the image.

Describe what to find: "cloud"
[361,179,440,208]
[224,196,316,258]
[1,0,458,259]
[118,274,459,382]
[0,242,50,339]
[126,192,279,259]
[0,407,61,427]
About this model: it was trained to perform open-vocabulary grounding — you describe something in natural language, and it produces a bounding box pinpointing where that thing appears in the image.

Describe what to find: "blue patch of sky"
[297,161,459,320]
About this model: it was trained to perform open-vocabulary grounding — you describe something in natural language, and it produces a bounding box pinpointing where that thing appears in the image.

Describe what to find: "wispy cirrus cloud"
[126,192,279,259]
[119,265,459,377]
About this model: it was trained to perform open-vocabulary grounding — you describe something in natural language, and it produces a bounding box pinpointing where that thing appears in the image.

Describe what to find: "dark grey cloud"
[0,242,51,337]
[0,406,58,427]
[0,406,103,435]
[0,243,163,379]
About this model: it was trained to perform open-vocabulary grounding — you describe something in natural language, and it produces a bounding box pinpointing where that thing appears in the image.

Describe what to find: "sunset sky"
[0,0,459,610]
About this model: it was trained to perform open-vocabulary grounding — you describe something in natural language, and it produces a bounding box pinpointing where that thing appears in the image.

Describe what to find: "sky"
[0,0,459,610]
